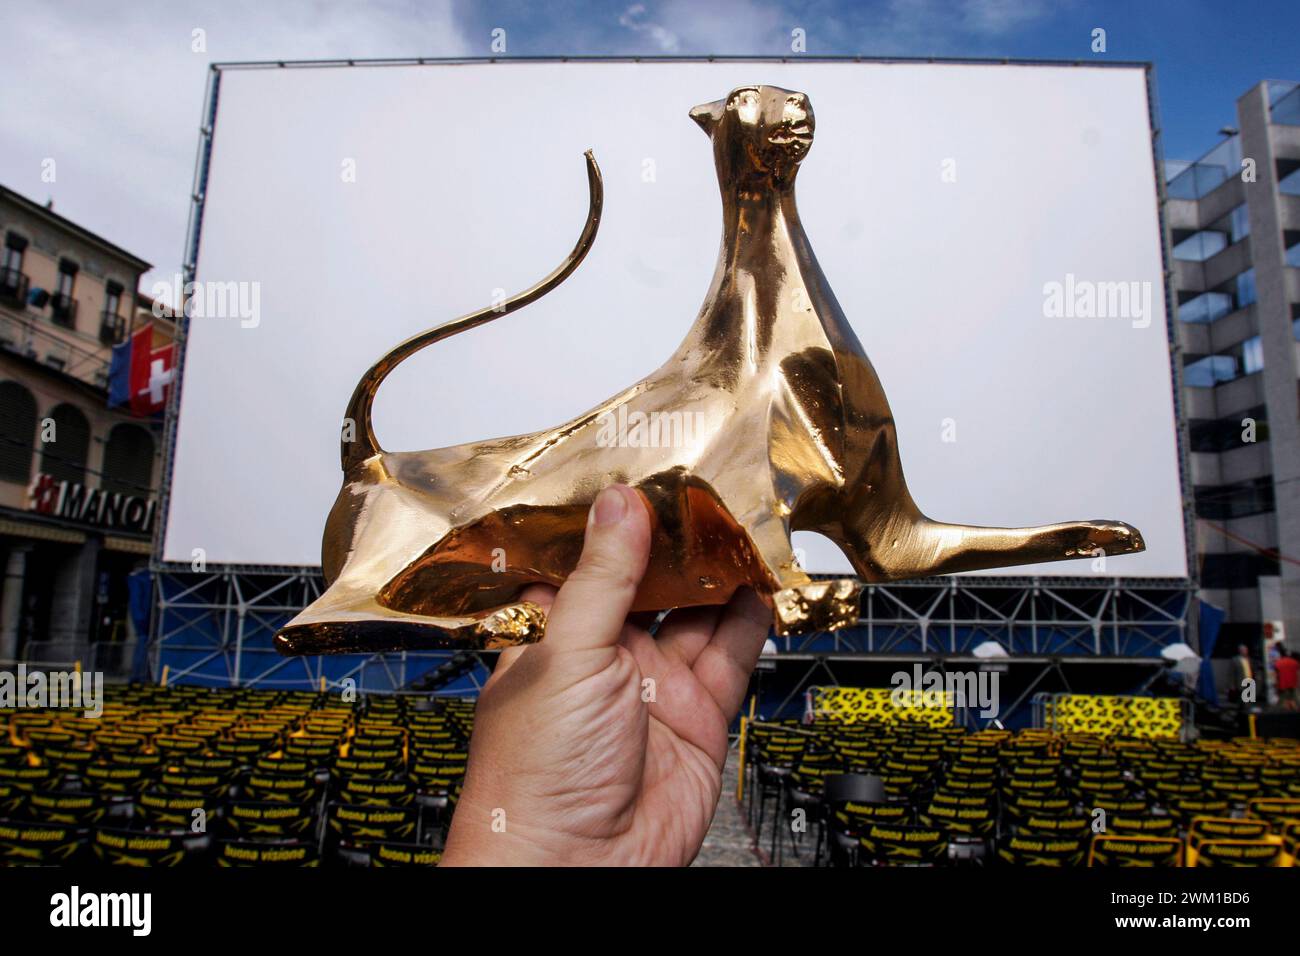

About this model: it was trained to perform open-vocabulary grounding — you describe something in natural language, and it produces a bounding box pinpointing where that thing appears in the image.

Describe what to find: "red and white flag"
[128,323,175,416]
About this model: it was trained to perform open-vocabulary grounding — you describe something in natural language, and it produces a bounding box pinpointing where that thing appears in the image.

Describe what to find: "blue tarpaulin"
[1197,598,1225,702]
[128,569,153,682]
[108,338,131,408]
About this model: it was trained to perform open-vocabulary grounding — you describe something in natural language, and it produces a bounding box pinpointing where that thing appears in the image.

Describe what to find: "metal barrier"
[805,685,956,727]
[1032,691,1194,741]
[88,640,137,679]
[16,640,82,669]
[9,640,137,680]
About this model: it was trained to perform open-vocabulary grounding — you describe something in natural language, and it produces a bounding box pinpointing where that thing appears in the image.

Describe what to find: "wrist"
[441,791,610,867]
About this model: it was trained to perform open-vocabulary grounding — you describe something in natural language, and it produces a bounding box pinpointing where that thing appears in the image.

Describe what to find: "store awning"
[0,516,85,545]
[103,535,152,555]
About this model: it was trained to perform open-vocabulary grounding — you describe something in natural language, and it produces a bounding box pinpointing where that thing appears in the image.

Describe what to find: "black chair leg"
[745,764,757,826]
[787,807,802,864]
[770,789,783,864]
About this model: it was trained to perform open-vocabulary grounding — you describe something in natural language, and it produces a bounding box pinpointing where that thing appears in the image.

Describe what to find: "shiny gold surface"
[275,85,1143,656]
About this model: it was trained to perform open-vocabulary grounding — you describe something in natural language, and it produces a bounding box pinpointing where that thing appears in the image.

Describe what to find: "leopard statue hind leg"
[815,365,1145,582]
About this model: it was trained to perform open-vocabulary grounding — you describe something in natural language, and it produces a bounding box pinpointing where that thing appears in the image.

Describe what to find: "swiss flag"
[128,323,175,416]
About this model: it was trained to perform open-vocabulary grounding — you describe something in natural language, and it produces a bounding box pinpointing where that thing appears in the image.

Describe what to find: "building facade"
[1167,80,1300,652]
[0,184,172,669]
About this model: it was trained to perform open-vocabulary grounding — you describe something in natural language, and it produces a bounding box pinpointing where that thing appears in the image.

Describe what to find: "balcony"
[49,292,78,329]
[1270,81,1300,126]
[0,266,29,306]
[99,309,125,345]
[1167,135,1242,201]
[0,310,110,387]
[1177,290,1233,324]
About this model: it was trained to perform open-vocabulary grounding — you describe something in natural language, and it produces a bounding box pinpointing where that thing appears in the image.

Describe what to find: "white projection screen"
[161,59,1189,579]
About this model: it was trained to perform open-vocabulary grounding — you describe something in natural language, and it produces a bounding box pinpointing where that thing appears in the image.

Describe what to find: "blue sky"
[0,0,1294,283]
[450,0,1299,161]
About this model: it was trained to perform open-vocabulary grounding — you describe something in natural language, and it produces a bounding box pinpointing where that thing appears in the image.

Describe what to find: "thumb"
[544,484,651,652]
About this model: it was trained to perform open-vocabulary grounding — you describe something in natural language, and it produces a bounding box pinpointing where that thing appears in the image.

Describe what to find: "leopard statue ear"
[689,98,725,136]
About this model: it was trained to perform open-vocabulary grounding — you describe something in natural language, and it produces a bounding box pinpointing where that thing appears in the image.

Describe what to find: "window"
[51,259,78,327]
[104,281,122,318]
[0,234,28,302]
[101,424,155,496]
[1166,135,1241,200]
[1228,204,1250,243]
[1200,552,1279,590]
[1184,335,1264,387]
[1172,230,1228,262]
[1286,238,1300,268]
[1174,206,1249,263]
[1236,268,1257,309]
[1188,406,1268,452]
[1177,290,1233,324]
[0,381,37,483]
[1242,335,1264,375]
[38,403,90,485]
[1271,83,1300,126]
[1184,354,1237,387]
[55,261,76,297]
[1,233,25,272]
[100,280,125,344]
[1281,167,1300,197]
[1194,477,1275,520]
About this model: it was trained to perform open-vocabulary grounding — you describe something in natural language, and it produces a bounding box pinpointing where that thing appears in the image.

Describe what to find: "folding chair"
[25,790,114,828]
[1087,834,1182,866]
[91,826,211,866]
[996,834,1085,866]
[81,763,153,797]
[221,800,317,842]
[1193,839,1284,867]
[367,841,442,866]
[0,819,86,864]
[819,773,886,866]
[216,839,319,867]
[919,796,993,864]
[858,823,948,867]
[134,787,218,831]
[772,762,832,865]
[242,770,323,807]
[324,802,421,866]
[336,774,417,808]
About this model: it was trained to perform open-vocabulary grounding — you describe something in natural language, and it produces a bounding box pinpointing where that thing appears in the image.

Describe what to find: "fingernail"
[591,485,628,527]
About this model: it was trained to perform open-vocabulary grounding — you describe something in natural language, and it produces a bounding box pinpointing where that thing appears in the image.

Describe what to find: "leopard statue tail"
[340,151,604,470]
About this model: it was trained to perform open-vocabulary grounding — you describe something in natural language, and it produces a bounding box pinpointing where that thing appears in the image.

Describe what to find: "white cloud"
[618,4,682,53]
[958,0,1053,36]
[609,0,1055,59]
[656,0,787,54]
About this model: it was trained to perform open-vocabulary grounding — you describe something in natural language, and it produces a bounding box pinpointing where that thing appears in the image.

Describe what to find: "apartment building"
[1167,80,1300,652]
[0,184,173,667]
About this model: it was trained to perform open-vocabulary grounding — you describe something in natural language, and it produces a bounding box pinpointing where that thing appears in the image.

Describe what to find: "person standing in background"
[1273,649,1298,713]
[1230,644,1255,706]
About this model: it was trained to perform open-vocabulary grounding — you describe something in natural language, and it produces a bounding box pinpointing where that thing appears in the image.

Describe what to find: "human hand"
[440,483,772,866]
